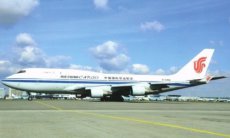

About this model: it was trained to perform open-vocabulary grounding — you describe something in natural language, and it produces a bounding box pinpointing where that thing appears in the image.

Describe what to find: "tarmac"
[0,100,230,138]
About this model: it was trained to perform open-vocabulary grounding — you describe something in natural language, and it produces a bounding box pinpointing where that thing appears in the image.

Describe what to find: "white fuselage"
[1,49,218,100]
[1,68,184,93]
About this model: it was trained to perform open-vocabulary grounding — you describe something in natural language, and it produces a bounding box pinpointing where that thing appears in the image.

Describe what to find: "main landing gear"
[27,92,33,101]
[100,95,124,102]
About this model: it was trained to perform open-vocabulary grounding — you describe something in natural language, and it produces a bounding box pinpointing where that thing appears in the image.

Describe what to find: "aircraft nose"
[1,74,21,88]
[1,75,14,87]
[1,79,9,86]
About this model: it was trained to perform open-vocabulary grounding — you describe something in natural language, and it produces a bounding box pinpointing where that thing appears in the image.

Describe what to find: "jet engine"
[89,86,112,98]
[131,85,148,96]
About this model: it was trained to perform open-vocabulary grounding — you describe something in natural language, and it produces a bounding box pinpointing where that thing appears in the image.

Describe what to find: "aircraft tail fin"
[174,49,214,80]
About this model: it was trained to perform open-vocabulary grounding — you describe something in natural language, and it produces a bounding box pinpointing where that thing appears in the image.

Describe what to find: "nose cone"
[1,75,16,87]
[1,77,11,87]
[1,79,6,85]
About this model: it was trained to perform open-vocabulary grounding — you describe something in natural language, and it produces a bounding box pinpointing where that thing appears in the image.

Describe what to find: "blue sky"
[0,0,229,96]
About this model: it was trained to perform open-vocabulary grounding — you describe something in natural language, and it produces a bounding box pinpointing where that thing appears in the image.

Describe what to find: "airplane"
[1,49,226,101]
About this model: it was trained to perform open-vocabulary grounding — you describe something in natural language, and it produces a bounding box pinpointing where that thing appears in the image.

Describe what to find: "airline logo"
[194,57,207,73]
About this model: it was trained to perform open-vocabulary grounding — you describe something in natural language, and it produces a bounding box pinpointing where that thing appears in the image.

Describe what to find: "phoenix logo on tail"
[194,57,207,73]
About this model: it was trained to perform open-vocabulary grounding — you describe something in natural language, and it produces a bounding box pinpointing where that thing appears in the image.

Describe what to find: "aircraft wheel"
[28,96,33,101]
[100,97,106,101]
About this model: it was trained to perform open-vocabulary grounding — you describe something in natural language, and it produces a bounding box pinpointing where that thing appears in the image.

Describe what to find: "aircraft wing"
[63,81,188,94]
[64,75,226,97]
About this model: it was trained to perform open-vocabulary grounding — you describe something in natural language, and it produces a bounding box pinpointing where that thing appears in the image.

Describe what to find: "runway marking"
[35,101,62,110]
[35,101,230,138]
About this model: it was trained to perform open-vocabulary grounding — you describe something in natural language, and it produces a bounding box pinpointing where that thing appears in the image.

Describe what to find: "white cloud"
[209,40,223,46]
[100,54,130,71]
[155,68,165,75]
[91,41,130,71]
[16,33,36,46]
[13,33,72,68]
[0,60,19,75]
[0,0,39,27]
[0,33,72,78]
[218,40,223,46]
[91,41,118,58]
[209,40,215,45]
[140,21,165,32]
[210,59,218,65]
[45,55,71,68]
[93,0,108,10]
[131,64,149,74]
[13,33,46,67]
[18,46,45,65]
[69,64,93,71]
[207,70,230,77]
[169,66,178,74]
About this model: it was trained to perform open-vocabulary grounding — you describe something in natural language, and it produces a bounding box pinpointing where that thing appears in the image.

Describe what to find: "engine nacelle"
[90,86,112,98]
[131,85,146,96]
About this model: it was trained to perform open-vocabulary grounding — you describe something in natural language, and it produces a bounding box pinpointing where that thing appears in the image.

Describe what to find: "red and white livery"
[1,49,225,101]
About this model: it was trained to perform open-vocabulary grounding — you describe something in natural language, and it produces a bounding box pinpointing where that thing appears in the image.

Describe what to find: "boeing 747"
[1,49,225,101]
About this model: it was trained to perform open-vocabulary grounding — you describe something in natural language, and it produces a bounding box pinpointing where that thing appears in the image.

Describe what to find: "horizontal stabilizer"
[211,76,227,81]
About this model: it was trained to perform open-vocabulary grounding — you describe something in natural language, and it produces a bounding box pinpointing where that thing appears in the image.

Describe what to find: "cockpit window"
[17,70,26,73]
